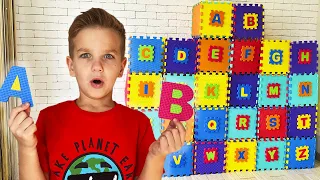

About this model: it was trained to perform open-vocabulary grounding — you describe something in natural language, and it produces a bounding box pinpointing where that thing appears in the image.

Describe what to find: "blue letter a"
[212,13,221,24]
[0,66,33,107]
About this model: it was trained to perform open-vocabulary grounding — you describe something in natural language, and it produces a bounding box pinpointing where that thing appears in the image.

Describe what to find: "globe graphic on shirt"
[63,153,123,180]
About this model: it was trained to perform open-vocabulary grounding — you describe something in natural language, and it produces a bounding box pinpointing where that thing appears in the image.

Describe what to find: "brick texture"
[14,0,319,120]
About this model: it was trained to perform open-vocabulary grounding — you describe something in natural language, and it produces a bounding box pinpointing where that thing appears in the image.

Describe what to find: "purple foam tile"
[165,38,197,74]
[229,74,259,107]
[194,141,225,174]
[290,41,318,74]
[288,106,317,138]
[233,4,264,39]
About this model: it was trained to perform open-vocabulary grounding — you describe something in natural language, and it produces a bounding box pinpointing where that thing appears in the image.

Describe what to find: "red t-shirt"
[36,100,155,180]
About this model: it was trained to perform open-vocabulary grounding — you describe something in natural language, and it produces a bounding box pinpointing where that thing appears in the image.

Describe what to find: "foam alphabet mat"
[125,1,318,177]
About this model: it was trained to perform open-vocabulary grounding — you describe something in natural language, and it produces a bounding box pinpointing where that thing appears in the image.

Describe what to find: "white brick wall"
[14,0,319,120]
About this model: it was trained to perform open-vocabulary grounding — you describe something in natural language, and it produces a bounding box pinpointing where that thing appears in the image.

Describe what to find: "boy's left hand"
[148,118,186,159]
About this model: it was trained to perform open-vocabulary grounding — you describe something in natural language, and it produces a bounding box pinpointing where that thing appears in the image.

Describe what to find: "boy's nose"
[92,60,103,72]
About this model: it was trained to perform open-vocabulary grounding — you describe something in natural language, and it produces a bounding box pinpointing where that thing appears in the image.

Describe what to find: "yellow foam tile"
[260,40,290,74]
[225,140,257,172]
[195,73,229,107]
[127,73,162,109]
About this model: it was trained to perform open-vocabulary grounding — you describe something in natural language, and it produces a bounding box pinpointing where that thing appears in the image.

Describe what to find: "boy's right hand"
[8,103,37,149]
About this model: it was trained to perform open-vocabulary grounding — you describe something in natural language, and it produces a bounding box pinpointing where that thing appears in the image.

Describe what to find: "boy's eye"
[104,54,114,59]
[80,53,91,58]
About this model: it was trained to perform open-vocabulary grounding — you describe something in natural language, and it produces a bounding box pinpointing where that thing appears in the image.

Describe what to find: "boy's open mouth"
[90,78,104,88]
[93,79,102,84]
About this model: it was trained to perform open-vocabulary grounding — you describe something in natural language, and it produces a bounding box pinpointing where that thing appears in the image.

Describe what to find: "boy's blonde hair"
[68,8,126,58]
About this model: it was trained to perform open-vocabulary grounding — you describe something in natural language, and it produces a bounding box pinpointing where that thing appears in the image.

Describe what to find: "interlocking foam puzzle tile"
[233,4,264,39]
[159,81,194,121]
[0,66,33,107]
[163,143,193,177]
[128,36,164,74]
[163,74,195,105]
[165,38,197,74]
[285,137,316,169]
[194,107,227,141]
[288,73,318,106]
[258,74,288,107]
[162,112,194,142]
[194,141,226,174]
[229,74,258,107]
[260,40,290,74]
[256,140,286,170]
[231,39,262,74]
[140,109,162,139]
[290,41,318,74]
[192,1,233,38]
[225,140,257,172]
[195,73,229,107]
[126,73,162,109]
[228,107,257,140]
[197,37,232,72]
[257,107,287,139]
[287,106,317,138]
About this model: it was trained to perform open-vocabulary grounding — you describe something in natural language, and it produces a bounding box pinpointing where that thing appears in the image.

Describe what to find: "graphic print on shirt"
[63,153,122,180]
[50,137,135,180]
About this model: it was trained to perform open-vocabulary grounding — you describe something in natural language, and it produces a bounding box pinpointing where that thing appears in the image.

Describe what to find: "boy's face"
[66,27,127,100]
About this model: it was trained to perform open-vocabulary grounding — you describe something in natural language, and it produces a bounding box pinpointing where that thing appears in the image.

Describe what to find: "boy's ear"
[118,57,127,77]
[66,56,75,77]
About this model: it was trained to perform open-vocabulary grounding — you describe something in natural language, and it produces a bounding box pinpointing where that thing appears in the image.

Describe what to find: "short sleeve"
[35,110,49,173]
[134,113,156,177]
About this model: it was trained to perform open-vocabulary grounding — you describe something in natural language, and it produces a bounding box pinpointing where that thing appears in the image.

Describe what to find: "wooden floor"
[163,161,320,180]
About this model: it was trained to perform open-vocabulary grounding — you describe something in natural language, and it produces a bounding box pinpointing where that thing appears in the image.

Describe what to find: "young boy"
[8,8,186,180]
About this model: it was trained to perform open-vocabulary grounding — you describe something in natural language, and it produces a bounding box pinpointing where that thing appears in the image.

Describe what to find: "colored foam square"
[195,107,227,141]
[260,40,290,74]
[192,1,233,38]
[163,77,195,142]
[195,73,229,107]
[256,140,286,170]
[225,140,257,172]
[194,141,225,174]
[290,41,318,74]
[161,76,195,140]
[140,109,162,139]
[231,39,262,74]
[128,36,164,73]
[163,74,195,105]
[162,113,194,142]
[288,106,317,138]
[197,38,232,73]
[229,74,258,107]
[257,107,287,139]
[258,75,287,107]
[233,4,264,39]
[0,66,34,107]
[126,73,162,109]
[165,38,197,74]
[159,81,194,121]
[228,107,257,140]
[163,143,193,177]
[286,138,316,169]
[289,74,318,106]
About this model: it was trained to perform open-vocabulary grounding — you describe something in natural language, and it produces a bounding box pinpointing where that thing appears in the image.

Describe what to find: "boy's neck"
[75,93,115,113]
